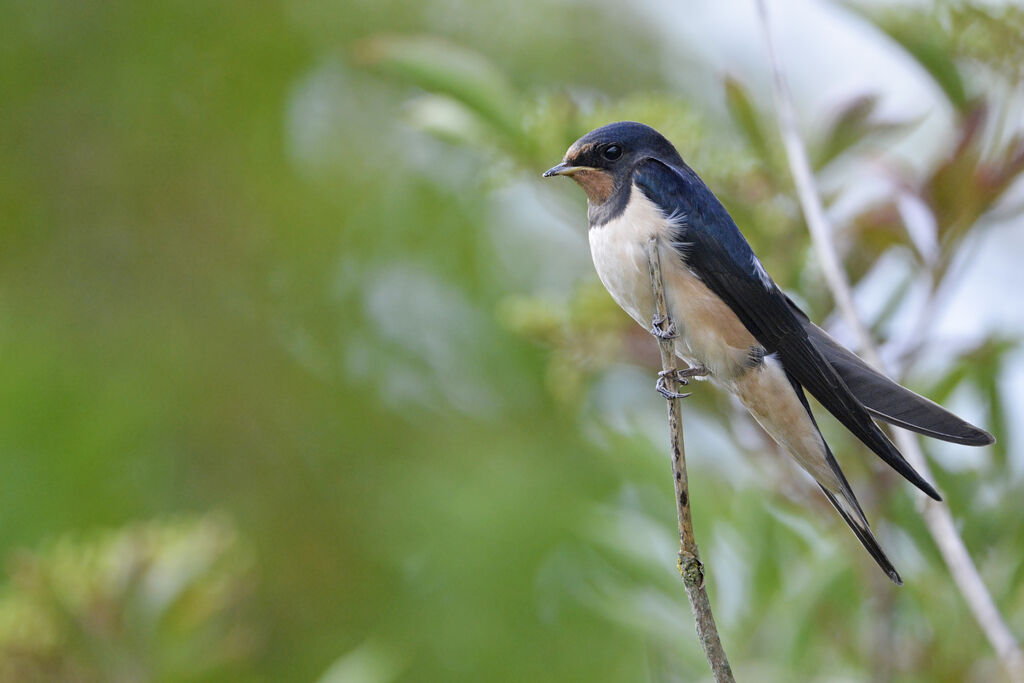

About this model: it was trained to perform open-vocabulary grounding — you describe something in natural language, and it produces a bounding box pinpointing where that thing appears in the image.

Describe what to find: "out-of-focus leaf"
[402,93,492,148]
[1007,550,1024,612]
[317,639,405,683]
[941,4,1024,81]
[816,95,875,165]
[355,35,524,142]
[921,336,1017,467]
[861,14,969,113]
[846,201,910,280]
[813,95,905,169]
[981,369,1008,467]
[867,269,914,340]
[924,109,1024,277]
[786,569,855,666]
[926,105,986,243]
[496,281,637,404]
[896,192,940,265]
[898,35,969,113]
[983,134,1024,205]
[856,3,1024,119]
[724,77,772,164]
[497,295,563,342]
[0,515,257,683]
[520,91,584,168]
[850,2,1024,289]
[925,338,1016,404]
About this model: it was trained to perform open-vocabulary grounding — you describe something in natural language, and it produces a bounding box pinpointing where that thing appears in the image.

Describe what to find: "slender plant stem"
[646,237,735,683]
[757,3,1024,680]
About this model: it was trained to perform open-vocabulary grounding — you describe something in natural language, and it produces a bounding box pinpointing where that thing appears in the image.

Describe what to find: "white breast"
[589,186,844,498]
[588,185,758,379]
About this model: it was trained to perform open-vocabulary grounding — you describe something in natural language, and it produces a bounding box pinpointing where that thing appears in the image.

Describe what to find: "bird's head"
[542,121,681,205]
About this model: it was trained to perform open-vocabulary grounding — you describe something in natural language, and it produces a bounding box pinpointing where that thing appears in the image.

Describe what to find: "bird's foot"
[656,369,689,399]
[649,314,677,340]
[655,366,708,400]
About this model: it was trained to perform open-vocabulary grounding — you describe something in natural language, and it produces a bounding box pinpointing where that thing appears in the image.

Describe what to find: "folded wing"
[633,157,942,500]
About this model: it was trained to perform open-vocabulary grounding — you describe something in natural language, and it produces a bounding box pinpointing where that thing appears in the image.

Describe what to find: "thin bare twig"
[646,237,735,683]
[757,3,1024,680]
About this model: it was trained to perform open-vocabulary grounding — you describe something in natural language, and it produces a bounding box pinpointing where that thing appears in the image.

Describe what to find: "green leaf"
[899,35,969,113]
[923,109,1024,277]
[868,19,969,113]
[813,94,907,169]
[846,201,911,277]
[925,105,986,245]
[724,76,772,163]
[923,337,1016,404]
[355,35,523,142]
[867,268,914,338]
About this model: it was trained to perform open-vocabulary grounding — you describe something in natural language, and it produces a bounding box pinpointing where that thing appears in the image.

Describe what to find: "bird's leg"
[649,313,677,340]
[669,366,709,381]
[655,366,708,400]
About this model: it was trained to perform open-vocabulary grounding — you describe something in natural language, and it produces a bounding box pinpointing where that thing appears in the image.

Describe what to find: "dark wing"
[784,369,902,584]
[819,485,902,584]
[632,157,940,500]
[785,297,994,446]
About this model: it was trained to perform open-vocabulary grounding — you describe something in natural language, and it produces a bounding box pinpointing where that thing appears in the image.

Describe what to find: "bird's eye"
[603,145,622,160]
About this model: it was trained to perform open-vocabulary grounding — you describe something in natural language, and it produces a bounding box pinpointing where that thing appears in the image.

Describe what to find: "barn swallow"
[543,121,994,584]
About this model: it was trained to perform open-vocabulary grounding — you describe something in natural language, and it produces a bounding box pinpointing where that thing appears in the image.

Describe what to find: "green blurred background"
[1,0,1022,680]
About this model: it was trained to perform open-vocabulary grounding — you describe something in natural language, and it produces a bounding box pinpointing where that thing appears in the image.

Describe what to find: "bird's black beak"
[542,162,591,178]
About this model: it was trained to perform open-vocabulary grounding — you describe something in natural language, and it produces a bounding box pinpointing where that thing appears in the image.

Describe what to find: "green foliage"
[857,1,1024,86]
[813,94,907,170]
[883,24,971,114]
[724,77,776,167]
[0,516,255,682]
[0,0,1021,681]
[356,35,525,144]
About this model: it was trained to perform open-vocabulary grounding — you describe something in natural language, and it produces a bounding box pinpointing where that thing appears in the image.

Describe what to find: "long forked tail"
[819,485,902,585]
[785,296,995,447]
[807,322,994,445]
[782,368,904,584]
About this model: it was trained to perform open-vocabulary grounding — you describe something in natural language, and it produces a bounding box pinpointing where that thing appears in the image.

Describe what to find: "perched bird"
[543,121,994,584]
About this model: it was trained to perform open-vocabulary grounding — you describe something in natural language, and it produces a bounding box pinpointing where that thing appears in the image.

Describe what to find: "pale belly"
[586,187,841,492]
[588,189,758,381]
